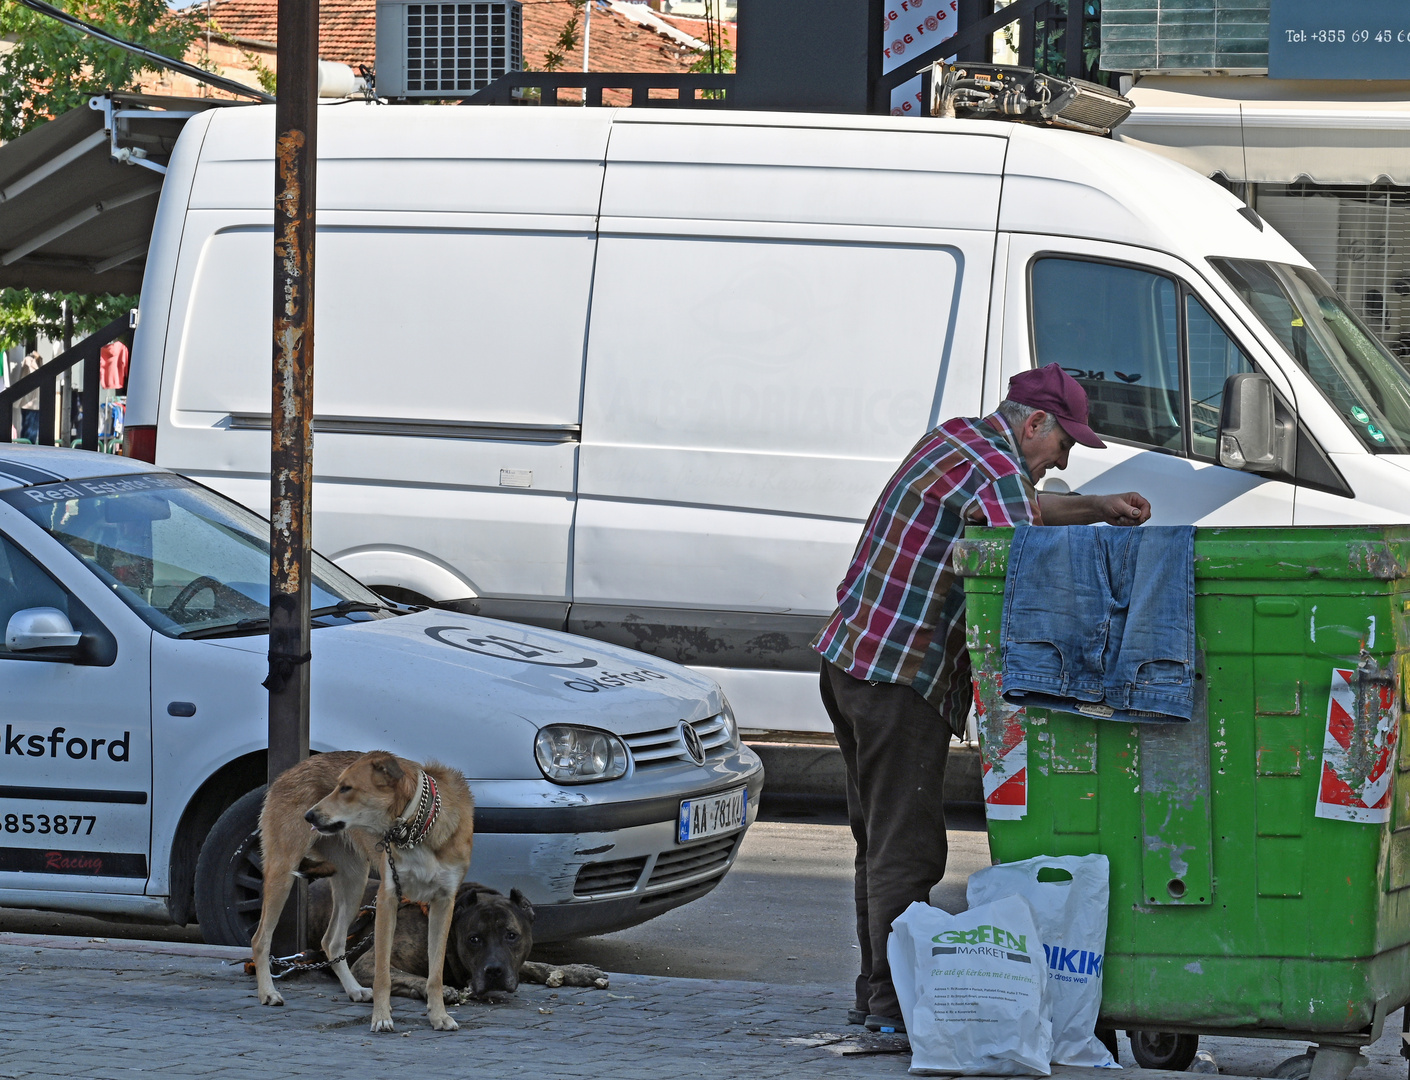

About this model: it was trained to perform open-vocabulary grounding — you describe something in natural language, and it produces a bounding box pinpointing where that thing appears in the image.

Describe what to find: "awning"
[1115,76,1410,187]
[0,93,240,295]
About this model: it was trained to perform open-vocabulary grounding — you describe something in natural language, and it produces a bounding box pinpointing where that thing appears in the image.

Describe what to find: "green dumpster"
[956,526,1410,1080]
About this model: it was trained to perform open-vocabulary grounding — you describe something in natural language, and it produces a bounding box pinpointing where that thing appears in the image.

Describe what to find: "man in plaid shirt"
[815,363,1150,1034]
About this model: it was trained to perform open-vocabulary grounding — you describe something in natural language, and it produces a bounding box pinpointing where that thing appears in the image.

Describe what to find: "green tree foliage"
[541,0,587,73]
[194,14,276,96]
[688,0,734,76]
[0,290,131,351]
[0,1,193,352]
[0,0,198,141]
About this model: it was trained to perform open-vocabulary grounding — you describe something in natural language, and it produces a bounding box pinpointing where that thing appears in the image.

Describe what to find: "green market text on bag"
[889,895,1052,1076]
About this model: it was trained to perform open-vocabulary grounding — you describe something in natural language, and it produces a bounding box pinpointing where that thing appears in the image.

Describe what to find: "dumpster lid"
[955,527,1410,583]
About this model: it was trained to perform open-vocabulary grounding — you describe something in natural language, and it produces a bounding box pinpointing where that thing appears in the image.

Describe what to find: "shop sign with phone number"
[1269,0,1410,80]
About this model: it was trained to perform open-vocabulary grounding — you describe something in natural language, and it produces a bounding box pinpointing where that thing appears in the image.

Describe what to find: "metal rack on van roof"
[927,61,1135,136]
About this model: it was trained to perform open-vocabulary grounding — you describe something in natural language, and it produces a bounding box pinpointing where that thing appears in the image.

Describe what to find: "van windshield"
[3,472,397,639]
[1210,258,1410,454]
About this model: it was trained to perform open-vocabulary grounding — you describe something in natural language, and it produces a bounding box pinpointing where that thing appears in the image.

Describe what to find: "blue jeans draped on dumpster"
[999,524,1196,723]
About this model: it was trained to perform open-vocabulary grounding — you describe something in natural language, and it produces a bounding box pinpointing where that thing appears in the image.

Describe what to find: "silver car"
[0,448,762,944]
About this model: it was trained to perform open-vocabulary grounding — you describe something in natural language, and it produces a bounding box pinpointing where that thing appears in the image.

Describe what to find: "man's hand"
[1095,491,1151,527]
[1037,491,1152,526]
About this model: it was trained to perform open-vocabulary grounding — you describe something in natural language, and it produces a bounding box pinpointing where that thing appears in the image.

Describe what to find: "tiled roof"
[525,1,698,74]
[658,14,736,53]
[188,0,726,74]
[190,0,377,67]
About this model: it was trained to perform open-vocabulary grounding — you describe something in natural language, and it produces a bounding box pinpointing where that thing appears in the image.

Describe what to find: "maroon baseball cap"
[1006,364,1105,449]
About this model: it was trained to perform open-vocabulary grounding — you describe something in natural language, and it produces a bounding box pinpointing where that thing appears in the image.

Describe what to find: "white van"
[125,105,1410,737]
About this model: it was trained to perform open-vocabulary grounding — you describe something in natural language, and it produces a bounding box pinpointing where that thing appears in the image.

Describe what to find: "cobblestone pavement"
[1,933,1406,1080]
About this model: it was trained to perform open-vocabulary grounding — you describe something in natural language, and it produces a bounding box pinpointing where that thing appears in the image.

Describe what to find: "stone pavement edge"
[1,933,1406,1080]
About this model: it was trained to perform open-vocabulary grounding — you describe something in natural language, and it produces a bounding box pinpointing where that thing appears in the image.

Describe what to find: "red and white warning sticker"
[974,679,1027,821]
[1315,666,1398,825]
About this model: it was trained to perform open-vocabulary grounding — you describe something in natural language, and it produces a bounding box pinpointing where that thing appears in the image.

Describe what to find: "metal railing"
[0,314,128,450]
[466,2,1098,116]
[465,71,733,107]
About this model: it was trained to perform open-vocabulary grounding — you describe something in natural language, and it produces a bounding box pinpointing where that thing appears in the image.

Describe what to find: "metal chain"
[376,837,405,902]
[261,835,411,981]
[270,947,356,979]
[266,903,377,979]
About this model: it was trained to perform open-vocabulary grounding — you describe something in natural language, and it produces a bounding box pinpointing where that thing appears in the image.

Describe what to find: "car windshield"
[3,472,396,638]
[1210,257,1410,454]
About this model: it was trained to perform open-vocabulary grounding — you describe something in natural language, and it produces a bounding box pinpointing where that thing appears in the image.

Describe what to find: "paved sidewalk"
[1,932,1406,1080]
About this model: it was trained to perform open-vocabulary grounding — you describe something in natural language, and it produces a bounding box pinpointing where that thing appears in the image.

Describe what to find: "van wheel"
[193,786,266,947]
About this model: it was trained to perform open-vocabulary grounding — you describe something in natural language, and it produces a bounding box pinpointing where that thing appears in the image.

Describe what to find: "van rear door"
[154,108,611,615]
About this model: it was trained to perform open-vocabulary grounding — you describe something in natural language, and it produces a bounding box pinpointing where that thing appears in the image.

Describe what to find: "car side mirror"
[1218,372,1293,474]
[6,607,83,651]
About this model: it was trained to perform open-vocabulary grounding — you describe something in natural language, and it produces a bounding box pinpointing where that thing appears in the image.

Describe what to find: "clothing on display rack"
[99,342,130,391]
[100,400,125,440]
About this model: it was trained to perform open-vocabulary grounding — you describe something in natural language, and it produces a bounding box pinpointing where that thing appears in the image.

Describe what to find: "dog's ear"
[509,887,536,924]
[367,752,404,786]
[453,885,480,920]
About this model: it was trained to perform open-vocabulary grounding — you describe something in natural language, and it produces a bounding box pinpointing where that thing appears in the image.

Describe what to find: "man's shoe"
[847,1008,867,1026]
[865,1014,906,1034]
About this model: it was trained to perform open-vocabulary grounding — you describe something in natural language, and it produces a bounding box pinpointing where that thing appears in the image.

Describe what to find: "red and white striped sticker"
[974,680,1027,821]
[1315,666,1397,825]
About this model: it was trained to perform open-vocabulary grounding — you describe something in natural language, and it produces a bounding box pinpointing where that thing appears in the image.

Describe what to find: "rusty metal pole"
[268,0,318,956]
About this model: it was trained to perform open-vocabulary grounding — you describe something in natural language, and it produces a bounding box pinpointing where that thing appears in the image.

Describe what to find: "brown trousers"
[819,660,952,1021]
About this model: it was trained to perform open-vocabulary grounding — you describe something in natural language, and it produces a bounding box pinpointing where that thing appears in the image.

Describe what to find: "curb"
[0,930,248,961]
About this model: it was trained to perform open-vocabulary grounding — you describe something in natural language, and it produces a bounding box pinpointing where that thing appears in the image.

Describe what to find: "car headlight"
[534,725,628,784]
[719,697,739,747]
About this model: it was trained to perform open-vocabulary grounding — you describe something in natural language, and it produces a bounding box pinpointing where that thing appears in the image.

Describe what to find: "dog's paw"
[370,1016,395,1034]
[430,1013,459,1032]
[545,969,564,988]
[556,963,609,988]
[442,986,460,1006]
[258,989,285,1007]
[347,985,373,1003]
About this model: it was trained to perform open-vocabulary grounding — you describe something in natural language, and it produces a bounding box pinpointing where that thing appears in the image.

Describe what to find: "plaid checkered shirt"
[813,413,1041,733]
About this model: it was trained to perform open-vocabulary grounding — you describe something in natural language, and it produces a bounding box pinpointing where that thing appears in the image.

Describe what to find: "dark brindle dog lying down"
[306,876,609,1002]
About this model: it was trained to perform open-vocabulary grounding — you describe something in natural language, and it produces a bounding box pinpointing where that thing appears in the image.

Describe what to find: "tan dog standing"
[249,749,475,1033]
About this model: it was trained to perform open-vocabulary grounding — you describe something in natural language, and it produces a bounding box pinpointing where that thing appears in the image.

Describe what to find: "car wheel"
[1128,1031,1199,1071]
[194,786,266,947]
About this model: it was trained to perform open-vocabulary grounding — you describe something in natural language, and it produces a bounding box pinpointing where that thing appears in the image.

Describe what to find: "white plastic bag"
[966,854,1117,1068]
[888,895,1052,1076]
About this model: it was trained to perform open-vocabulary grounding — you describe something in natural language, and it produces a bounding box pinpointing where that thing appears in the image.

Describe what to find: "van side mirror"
[1218,372,1293,474]
[6,607,83,652]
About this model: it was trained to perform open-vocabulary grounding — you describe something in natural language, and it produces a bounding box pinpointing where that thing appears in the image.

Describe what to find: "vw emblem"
[679,721,706,766]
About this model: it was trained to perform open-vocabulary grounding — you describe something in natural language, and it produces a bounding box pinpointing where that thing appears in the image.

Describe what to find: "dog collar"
[383,769,440,850]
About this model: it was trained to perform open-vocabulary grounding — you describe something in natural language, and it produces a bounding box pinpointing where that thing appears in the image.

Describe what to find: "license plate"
[677,787,747,844]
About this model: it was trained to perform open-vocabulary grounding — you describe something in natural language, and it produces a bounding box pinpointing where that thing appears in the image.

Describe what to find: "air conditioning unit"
[928,61,1134,136]
[376,1,523,98]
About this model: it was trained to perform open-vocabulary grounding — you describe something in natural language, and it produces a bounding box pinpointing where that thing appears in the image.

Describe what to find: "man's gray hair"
[997,399,1058,435]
